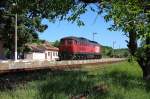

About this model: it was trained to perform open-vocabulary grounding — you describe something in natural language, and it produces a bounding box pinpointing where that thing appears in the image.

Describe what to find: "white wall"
[25,52,45,61]
[52,51,59,60]
[45,51,59,61]
[25,51,59,61]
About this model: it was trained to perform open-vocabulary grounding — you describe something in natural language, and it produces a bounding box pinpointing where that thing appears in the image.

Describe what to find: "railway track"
[0,58,126,74]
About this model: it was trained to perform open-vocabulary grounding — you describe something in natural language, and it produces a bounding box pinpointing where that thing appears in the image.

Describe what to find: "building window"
[55,52,57,56]
[48,52,50,56]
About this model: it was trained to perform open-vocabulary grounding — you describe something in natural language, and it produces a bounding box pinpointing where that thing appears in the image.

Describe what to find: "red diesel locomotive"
[59,36,102,60]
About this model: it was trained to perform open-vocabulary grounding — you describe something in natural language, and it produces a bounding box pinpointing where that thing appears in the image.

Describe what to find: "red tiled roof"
[27,42,59,52]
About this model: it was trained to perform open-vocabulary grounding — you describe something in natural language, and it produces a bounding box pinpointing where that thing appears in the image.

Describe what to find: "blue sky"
[39,9,128,49]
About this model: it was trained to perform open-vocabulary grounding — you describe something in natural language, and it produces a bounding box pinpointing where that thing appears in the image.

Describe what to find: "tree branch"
[80,0,100,3]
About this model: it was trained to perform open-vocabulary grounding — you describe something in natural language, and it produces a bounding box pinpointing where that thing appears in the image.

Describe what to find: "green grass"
[0,61,150,99]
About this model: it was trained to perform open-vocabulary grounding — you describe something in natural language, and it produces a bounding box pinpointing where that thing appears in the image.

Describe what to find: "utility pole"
[113,41,116,58]
[15,13,17,61]
[93,32,97,41]
[12,3,18,62]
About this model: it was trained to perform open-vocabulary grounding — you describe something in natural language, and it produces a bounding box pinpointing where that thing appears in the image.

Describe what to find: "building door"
[48,52,52,60]
[45,53,47,60]
[50,52,52,60]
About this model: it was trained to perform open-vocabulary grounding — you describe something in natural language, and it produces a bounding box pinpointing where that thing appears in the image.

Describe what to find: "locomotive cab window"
[67,39,73,45]
[60,39,66,44]
[74,40,77,44]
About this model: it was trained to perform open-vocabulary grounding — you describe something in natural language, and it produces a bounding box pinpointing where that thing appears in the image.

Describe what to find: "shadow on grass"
[37,70,122,99]
[145,80,150,92]
[37,70,94,99]
[0,69,106,98]
[0,69,69,90]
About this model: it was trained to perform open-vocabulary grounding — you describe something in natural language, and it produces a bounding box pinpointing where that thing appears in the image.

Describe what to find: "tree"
[81,0,150,80]
[98,0,150,80]
[0,0,47,58]
[107,49,113,57]
[123,51,129,58]
[0,0,86,58]
[52,40,60,48]
[101,45,113,57]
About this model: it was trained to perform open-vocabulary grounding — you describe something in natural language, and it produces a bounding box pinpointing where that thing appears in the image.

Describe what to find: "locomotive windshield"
[60,39,65,44]
[60,39,74,45]
[67,39,73,45]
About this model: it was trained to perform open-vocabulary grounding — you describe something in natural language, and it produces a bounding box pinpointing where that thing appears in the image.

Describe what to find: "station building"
[24,42,59,61]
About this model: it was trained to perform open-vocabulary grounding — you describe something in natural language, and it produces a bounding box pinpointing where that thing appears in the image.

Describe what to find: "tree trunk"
[140,0,150,80]
[137,36,150,80]
[138,57,150,80]
[143,65,150,80]
[127,30,150,80]
[143,36,150,80]
[127,31,137,56]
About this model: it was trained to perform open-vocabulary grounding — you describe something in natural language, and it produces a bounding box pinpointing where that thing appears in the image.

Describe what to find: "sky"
[39,9,128,49]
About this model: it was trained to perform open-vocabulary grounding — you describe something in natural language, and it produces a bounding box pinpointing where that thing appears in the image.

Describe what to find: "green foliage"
[101,0,145,33]
[101,45,129,58]
[51,40,60,48]
[101,45,113,57]
[114,48,129,58]
[100,0,150,52]
[106,49,113,57]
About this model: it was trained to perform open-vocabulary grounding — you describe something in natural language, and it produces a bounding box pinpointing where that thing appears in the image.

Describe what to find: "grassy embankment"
[0,61,150,99]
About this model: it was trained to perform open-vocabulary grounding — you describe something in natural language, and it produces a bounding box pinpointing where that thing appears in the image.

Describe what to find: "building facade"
[25,42,59,61]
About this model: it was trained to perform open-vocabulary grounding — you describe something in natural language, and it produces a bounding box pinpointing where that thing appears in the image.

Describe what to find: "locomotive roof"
[61,36,100,45]
[61,36,79,40]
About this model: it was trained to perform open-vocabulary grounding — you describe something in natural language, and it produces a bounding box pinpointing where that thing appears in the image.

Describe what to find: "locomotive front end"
[59,37,76,60]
